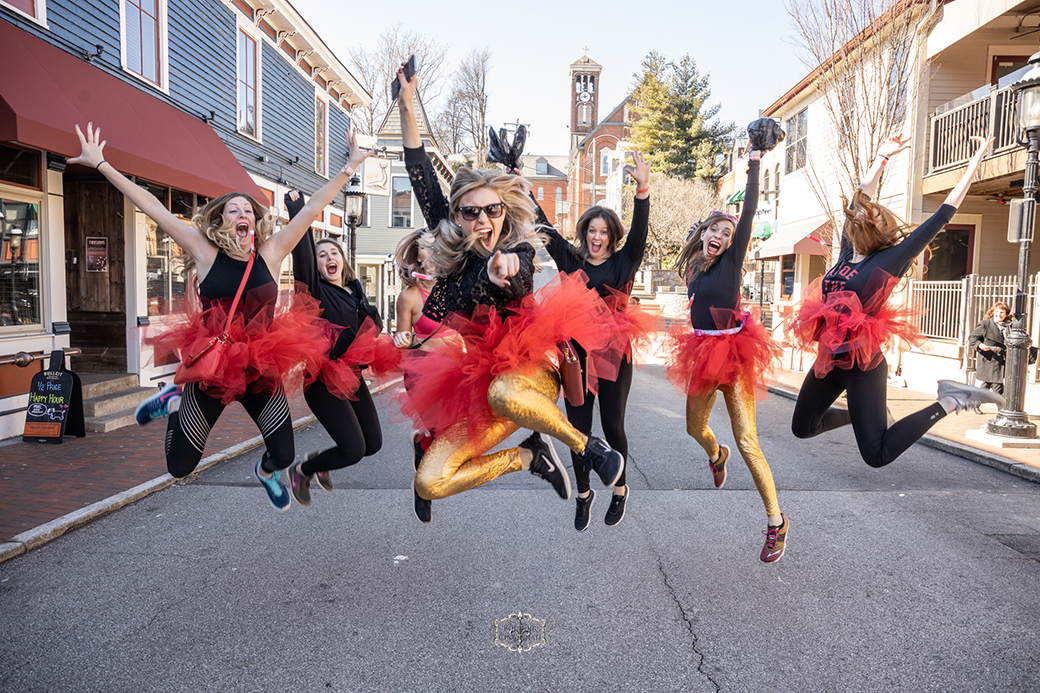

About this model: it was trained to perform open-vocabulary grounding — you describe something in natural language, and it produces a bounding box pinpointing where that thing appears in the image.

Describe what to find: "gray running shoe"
[936,380,1006,414]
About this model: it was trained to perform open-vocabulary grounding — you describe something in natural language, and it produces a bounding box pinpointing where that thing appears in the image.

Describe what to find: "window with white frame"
[391,177,412,228]
[315,93,329,177]
[538,186,544,200]
[774,164,780,198]
[237,27,261,139]
[763,167,771,199]
[121,0,167,89]
[600,149,610,176]
[2,0,46,24]
[556,187,562,201]
[785,108,808,174]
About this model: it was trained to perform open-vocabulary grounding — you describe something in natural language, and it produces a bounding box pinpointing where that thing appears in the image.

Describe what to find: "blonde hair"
[315,236,356,284]
[183,192,274,272]
[427,168,538,276]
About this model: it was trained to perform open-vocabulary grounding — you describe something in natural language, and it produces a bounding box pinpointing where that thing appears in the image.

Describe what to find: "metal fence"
[908,272,1040,380]
[929,85,1020,173]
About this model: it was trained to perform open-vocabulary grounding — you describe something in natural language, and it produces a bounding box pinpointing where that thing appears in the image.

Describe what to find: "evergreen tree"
[630,53,733,183]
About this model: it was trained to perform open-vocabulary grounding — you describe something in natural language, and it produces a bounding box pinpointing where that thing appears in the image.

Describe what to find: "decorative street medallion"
[494,611,546,652]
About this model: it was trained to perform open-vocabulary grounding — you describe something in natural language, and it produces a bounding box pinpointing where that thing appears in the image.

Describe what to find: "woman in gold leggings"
[665,119,787,563]
[396,69,625,517]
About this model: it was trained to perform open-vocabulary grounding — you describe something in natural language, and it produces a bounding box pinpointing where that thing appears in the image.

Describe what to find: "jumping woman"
[789,134,1005,467]
[665,120,787,563]
[395,70,626,513]
[533,152,654,530]
[69,122,374,510]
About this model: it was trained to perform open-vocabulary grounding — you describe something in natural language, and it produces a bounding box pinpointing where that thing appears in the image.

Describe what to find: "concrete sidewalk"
[770,368,1040,482]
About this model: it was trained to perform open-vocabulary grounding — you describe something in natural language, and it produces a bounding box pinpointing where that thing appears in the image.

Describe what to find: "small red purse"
[175,247,255,386]
[557,340,586,407]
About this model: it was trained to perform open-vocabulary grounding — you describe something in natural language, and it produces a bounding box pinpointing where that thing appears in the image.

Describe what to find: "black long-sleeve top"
[538,196,650,299]
[686,159,760,330]
[286,194,377,359]
[822,204,957,302]
[404,145,535,320]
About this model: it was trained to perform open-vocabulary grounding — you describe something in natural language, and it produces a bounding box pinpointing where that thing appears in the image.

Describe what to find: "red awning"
[0,19,264,200]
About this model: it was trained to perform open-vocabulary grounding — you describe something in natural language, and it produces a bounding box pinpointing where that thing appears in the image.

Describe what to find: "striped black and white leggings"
[165,381,294,478]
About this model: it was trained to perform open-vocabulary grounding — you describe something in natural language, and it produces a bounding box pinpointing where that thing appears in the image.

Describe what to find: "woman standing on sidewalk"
[282,191,399,508]
[395,70,626,512]
[531,153,654,531]
[789,135,1005,466]
[664,119,788,563]
[968,302,1012,411]
[69,122,376,511]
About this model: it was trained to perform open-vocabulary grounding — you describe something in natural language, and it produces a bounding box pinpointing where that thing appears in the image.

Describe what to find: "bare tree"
[348,23,450,135]
[786,0,933,229]
[451,48,492,166]
[432,92,469,157]
[623,172,721,263]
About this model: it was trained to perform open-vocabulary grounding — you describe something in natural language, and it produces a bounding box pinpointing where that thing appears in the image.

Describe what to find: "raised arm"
[859,134,911,199]
[265,129,375,265]
[622,151,651,268]
[729,154,761,263]
[285,190,320,297]
[69,123,215,264]
[398,72,450,229]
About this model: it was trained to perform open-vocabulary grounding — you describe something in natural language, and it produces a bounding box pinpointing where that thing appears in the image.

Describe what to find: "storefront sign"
[363,158,392,196]
[85,236,108,272]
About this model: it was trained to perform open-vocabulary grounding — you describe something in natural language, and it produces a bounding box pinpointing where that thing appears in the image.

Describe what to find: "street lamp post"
[989,52,1040,439]
[343,172,365,272]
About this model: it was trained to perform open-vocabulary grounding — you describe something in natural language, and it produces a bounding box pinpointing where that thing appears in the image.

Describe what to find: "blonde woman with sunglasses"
[395,69,625,515]
[665,120,787,563]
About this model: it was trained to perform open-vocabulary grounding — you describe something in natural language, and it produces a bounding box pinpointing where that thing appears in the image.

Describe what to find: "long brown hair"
[183,192,274,272]
[841,189,909,258]
[574,206,625,262]
[674,213,734,280]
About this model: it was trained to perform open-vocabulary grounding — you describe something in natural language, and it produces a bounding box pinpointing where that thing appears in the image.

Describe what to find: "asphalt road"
[2,361,1039,692]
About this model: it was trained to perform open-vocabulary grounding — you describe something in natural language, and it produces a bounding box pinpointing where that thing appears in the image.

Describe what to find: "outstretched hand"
[487,250,519,288]
[629,151,651,190]
[68,123,106,169]
[878,133,911,160]
[397,68,418,107]
[969,134,994,160]
[345,128,377,172]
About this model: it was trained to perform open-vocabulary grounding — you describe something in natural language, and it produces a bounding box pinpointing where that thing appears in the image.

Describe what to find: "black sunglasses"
[457,203,506,221]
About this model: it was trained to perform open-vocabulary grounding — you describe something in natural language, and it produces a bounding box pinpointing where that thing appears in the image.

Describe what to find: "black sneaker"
[413,479,432,525]
[604,487,629,526]
[412,431,426,471]
[574,490,595,532]
[521,432,571,500]
[583,436,624,487]
[288,461,312,507]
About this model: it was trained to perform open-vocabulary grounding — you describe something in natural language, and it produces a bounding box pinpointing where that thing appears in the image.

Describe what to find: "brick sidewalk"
[0,395,312,543]
[770,368,1040,472]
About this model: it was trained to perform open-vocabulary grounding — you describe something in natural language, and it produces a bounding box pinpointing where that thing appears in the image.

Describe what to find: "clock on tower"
[569,54,602,150]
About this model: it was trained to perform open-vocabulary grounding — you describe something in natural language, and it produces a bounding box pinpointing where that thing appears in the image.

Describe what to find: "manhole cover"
[494,611,546,652]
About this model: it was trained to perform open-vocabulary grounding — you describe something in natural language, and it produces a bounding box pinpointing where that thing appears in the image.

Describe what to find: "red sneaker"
[709,445,729,489]
[761,514,789,563]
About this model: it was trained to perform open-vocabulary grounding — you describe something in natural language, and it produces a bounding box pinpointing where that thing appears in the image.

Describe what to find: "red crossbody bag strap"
[221,243,256,332]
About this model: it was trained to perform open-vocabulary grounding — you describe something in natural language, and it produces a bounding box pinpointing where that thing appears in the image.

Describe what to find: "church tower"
[569,54,602,151]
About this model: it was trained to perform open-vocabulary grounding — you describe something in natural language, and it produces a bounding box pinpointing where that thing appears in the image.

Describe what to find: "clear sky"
[290,0,811,154]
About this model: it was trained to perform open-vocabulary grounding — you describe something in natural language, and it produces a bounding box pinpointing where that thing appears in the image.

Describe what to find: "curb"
[0,377,403,565]
[767,384,1040,485]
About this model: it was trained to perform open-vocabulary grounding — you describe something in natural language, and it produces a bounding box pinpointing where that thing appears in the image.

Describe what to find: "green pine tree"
[630,52,673,167]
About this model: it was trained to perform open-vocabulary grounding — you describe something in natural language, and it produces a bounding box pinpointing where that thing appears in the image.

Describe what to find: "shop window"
[780,254,796,298]
[391,177,412,228]
[144,185,187,316]
[0,145,41,189]
[785,108,808,174]
[121,0,167,89]
[237,28,261,139]
[0,198,42,328]
[315,94,328,177]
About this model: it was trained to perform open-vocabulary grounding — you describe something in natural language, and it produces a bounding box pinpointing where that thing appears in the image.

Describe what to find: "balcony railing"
[928,84,1021,173]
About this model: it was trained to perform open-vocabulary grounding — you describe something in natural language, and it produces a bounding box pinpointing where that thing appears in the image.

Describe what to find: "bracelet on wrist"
[341,164,355,176]
[879,154,890,164]
[94,160,107,170]
[636,187,649,195]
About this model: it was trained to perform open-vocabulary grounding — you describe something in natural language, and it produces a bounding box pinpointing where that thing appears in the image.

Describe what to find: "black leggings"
[568,357,633,494]
[791,358,946,468]
[301,378,382,474]
[165,382,294,478]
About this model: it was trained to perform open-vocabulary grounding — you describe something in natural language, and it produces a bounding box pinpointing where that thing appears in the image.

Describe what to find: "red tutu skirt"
[147,283,329,404]
[602,284,661,364]
[399,271,625,437]
[320,318,403,400]
[788,273,925,378]
[665,307,781,399]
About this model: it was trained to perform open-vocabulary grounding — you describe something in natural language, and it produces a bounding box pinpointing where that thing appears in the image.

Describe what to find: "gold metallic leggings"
[685,373,781,518]
[416,367,588,500]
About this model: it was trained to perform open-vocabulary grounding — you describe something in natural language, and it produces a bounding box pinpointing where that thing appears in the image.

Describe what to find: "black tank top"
[198,252,277,317]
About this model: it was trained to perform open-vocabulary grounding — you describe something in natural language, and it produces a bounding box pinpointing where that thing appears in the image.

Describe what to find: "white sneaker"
[936,380,1006,414]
